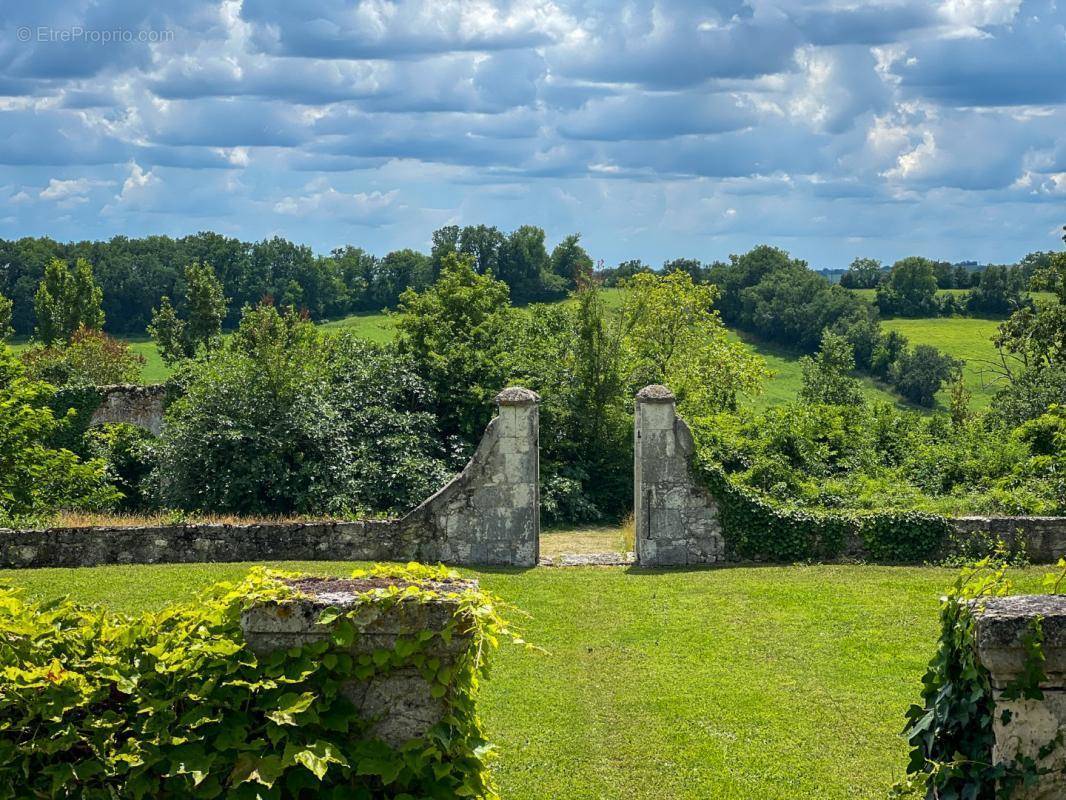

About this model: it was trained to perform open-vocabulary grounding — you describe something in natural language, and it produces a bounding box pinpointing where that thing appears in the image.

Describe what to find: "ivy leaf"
[266,692,316,726]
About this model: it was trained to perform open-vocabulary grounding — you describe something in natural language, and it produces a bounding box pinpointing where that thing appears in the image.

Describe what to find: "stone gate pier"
[633,385,723,567]
[976,595,1066,799]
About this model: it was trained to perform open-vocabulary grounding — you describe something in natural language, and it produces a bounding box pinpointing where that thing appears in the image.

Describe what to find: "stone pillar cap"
[635,384,675,402]
[495,386,540,405]
[976,595,1066,685]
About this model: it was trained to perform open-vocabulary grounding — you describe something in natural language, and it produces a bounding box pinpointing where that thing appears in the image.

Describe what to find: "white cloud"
[39,177,111,204]
[273,181,400,223]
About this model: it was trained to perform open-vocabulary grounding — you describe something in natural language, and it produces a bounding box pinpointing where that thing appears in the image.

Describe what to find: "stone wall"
[634,384,1066,567]
[0,387,540,569]
[952,516,1066,564]
[633,385,724,566]
[88,384,168,435]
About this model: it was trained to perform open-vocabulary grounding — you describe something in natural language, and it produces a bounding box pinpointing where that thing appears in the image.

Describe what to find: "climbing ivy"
[0,564,523,799]
[897,557,1066,798]
[691,455,952,563]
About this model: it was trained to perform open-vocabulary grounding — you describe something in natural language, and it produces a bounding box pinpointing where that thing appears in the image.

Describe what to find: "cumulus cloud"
[0,0,1064,264]
[273,180,400,224]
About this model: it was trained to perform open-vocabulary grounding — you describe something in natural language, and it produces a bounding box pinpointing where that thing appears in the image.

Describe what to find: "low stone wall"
[0,387,540,569]
[953,516,1066,563]
[634,384,1066,567]
[88,384,168,435]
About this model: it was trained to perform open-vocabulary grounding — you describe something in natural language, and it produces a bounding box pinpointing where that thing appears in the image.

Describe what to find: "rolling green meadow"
[14,285,1003,412]
[0,560,1051,799]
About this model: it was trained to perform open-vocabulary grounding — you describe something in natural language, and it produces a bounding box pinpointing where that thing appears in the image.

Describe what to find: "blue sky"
[0,0,1064,269]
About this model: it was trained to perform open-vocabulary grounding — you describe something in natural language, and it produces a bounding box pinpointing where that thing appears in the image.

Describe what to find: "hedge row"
[0,565,509,799]
[691,455,954,563]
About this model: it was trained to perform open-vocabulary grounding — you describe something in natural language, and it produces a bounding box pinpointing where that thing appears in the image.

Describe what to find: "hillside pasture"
[881,317,1004,408]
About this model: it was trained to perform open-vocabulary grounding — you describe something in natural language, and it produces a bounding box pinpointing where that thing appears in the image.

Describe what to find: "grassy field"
[0,560,1049,799]
[882,317,1003,408]
[730,330,903,411]
[848,288,1057,306]
[7,285,1032,412]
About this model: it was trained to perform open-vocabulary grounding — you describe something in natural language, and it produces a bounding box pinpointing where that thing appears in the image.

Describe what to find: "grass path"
[0,561,1050,798]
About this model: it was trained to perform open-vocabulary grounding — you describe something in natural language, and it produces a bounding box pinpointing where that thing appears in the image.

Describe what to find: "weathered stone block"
[976,595,1066,799]
[241,576,475,747]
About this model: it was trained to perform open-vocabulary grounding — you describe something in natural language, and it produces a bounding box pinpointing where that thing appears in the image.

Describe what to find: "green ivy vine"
[691,455,953,563]
[897,557,1066,799]
[0,564,526,799]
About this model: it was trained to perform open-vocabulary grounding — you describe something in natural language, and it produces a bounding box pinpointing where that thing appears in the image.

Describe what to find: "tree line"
[0,226,593,337]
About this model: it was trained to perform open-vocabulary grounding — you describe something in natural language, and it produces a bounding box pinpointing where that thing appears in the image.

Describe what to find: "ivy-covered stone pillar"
[633,385,723,567]
[976,595,1066,799]
[241,575,477,748]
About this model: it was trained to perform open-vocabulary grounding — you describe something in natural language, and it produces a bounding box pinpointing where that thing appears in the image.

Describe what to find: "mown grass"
[0,561,1049,799]
[881,317,1004,408]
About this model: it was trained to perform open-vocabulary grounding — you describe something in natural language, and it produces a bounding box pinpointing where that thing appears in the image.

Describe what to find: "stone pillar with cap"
[633,385,723,567]
[491,386,540,566]
[975,594,1066,799]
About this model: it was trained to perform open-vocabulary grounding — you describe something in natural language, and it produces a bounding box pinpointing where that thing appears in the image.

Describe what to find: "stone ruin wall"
[0,387,540,569]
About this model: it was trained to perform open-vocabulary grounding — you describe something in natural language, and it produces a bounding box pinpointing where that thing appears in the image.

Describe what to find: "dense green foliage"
[0,348,117,526]
[704,245,964,406]
[0,227,585,338]
[690,402,1066,517]
[33,258,105,345]
[989,249,1066,427]
[396,254,513,447]
[83,424,158,512]
[19,326,144,387]
[148,262,228,365]
[154,305,449,516]
[799,330,864,406]
[876,257,940,318]
[0,293,11,342]
[0,564,512,799]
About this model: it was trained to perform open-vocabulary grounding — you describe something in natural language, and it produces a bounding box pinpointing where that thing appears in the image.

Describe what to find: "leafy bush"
[0,347,118,526]
[83,423,158,511]
[0,565,514,799]
[154,305,449,517]
[19,325,144,386]
[890,344,963,407]
[688,401,1065,518]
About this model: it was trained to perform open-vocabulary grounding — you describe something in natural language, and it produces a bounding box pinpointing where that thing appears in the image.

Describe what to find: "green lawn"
[0,561,1049,799]
[318,309,398,343]
[882,317,1003,408]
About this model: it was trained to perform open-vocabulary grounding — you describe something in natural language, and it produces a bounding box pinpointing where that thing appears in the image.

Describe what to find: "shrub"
[0,565,514,799]
[889,344,962,407]
[0,347,118,526]
[19,325,144,386]
[154,305,449,516]
[83,423,158,511]
[688,401,1063,520]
